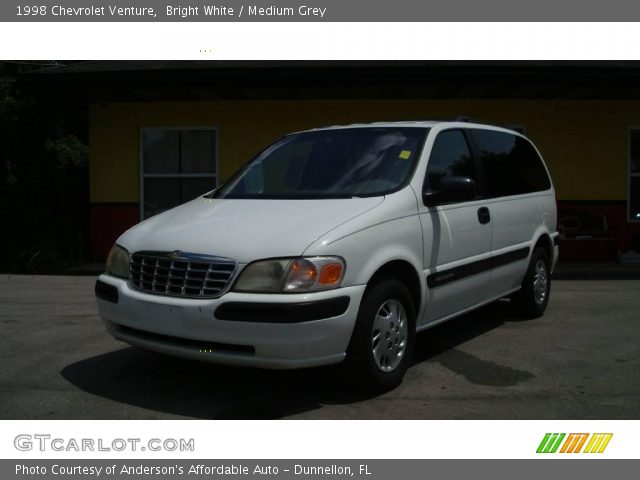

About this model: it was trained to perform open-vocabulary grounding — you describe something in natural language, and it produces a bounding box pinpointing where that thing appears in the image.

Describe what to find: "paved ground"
[0,275,638,419]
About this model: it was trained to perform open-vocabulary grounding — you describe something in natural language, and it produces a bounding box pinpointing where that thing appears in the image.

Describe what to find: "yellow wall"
[90,99,640,203]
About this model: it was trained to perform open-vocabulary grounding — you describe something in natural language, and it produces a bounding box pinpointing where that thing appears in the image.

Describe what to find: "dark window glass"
[472,129,551,197]
[181,130,216,174]
[142,130,180,174]
[143,178,180,218]
[214,127,428,199]
[142,129,216,174]
[425,129,476,191]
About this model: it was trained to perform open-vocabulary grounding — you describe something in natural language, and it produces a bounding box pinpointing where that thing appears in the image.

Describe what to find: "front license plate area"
[134,301,186,330]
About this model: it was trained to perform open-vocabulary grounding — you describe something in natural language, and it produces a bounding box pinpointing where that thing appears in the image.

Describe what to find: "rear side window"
[425,129,477,191]
[471,129,551,197]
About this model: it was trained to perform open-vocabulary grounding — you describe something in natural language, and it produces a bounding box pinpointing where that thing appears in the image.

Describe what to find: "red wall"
[557,200,640,261]
[90,204,140,261]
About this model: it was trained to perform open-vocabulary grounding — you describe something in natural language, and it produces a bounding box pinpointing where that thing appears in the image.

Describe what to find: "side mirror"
[423,176,477,207]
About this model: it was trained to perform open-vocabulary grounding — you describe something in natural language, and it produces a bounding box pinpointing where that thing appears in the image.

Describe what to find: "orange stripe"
[560,434,575,453]
[574,433,589,453]
[567,434,582,453]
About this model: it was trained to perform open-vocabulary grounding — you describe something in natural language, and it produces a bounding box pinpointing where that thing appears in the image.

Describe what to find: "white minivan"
[96,120,558,390]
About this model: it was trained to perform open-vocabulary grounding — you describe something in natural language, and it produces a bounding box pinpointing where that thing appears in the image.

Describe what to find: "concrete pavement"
[0,275,638,419]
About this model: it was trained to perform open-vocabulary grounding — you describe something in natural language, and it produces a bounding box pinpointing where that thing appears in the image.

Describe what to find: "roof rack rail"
[392,116,485,124]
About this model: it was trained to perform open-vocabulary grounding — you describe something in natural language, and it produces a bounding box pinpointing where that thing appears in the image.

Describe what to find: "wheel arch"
[365,259,423,317]
[532,232,553,262]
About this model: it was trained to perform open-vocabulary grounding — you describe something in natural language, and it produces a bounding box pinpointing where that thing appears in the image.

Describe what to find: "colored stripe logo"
[537,433,612,453]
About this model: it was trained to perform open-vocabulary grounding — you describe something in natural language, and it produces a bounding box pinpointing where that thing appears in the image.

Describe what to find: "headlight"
[234,257,345,293]
[106,244,129,279]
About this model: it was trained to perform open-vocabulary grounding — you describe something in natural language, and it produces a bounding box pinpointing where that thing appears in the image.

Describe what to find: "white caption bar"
[1,420,639,459]
[0,22,639,60]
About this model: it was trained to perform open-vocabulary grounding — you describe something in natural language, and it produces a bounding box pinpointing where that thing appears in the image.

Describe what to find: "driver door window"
[425,129,477,194]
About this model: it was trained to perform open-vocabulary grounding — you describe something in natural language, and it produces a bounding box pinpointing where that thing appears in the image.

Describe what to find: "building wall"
[89,99,640,259]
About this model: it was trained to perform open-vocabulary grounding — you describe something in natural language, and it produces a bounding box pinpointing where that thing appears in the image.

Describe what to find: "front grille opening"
[113,323,255,356]
[129,251,238,298]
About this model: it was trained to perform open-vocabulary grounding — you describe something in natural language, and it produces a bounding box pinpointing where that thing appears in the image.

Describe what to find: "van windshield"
[210,127,429,199]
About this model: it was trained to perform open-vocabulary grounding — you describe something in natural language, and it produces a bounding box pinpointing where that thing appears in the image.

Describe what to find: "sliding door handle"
[477,207,491,224]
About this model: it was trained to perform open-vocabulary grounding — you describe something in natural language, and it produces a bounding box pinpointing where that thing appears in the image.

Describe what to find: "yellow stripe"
[589,434,605,453]
[583,434,598,453]
[597,434,613,453]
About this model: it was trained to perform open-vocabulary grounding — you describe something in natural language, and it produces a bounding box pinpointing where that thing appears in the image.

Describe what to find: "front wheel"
[345,277,416,392]
[512,247,551,319]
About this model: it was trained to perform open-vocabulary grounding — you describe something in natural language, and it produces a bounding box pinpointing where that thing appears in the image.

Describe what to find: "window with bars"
[140,128,217,219]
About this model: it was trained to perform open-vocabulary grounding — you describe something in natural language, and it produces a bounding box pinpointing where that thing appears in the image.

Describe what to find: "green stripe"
[537,433,569,454]
[542,434,558,453]
[549,433,566,453]
[537,433,552,453]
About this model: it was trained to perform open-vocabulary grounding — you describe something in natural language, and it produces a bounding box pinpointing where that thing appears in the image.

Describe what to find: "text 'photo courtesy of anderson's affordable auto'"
[95,120,558,391]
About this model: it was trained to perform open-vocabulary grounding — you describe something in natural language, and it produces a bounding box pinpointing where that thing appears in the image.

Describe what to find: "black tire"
[344,277,416,392]
[512,247,551,319]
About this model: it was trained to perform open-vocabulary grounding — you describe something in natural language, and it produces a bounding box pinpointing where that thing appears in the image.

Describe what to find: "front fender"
[303,215,426,319]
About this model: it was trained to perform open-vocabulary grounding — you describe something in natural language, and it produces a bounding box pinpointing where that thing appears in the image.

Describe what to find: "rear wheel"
[345,277,416,392]
[512,247,551,318]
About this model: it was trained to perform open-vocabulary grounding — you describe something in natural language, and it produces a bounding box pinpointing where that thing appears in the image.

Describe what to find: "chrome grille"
[129,251,238,298]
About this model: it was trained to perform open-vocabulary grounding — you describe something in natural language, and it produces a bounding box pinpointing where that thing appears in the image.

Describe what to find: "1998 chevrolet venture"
[95,120,558,390]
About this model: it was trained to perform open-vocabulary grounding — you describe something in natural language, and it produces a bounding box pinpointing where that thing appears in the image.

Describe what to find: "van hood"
[118,196,385,263]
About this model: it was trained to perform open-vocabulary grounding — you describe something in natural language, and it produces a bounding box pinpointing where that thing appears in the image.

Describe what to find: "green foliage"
[0,87,89,273]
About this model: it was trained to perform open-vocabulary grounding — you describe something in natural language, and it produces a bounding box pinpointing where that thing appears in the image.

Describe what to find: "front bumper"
[95,274,365,369]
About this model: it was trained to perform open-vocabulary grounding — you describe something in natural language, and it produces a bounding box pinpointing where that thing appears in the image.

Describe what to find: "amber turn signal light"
[318,263,343,285]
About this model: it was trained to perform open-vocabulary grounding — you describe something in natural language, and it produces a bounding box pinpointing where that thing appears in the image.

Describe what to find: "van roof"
[297,119,523,135]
